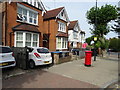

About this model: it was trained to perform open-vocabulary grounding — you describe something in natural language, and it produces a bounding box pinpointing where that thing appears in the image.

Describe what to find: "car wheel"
[29,60,35,69]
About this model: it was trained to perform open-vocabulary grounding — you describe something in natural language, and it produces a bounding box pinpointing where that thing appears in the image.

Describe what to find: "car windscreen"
[0,47,12,53]
[37,48,49,53]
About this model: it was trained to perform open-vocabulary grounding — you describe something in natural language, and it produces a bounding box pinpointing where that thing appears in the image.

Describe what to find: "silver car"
[0,46,16,68]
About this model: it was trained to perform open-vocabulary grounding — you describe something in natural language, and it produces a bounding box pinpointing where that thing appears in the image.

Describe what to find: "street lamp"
[94,37,97,61]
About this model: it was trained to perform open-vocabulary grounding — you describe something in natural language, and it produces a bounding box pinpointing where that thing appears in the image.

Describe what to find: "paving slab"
[43,57,118,88]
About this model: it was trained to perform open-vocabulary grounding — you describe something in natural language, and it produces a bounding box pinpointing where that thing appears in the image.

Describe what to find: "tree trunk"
[101,49,107,57]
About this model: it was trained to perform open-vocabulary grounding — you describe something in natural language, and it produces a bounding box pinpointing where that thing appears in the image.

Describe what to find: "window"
[33,34,38,47]
[0,47,12,53]
[73,32,78,39]
[16,32,23,47]
[15,32,39,47]
[25,33,31,46]
[56,37,68,49]
[17,4,38,25]
[37,48,49,53]
[57,37,61,49]
[58,22,66,32]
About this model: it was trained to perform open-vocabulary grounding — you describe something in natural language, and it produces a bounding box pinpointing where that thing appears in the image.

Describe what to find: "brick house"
[68,20,85,49]
[1,0,46,47]
[43,7,69,51]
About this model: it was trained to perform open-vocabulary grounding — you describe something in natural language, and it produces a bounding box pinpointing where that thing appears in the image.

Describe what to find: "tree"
[111,6,120,35]
[86,4,118,37]
[109,38,120,52]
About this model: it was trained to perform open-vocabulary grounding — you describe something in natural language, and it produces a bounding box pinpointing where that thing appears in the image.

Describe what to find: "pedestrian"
[108,49,110,55]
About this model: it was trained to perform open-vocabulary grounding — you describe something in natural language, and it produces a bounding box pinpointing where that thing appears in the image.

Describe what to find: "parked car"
[0,46,16,68]
[28,47,52,68]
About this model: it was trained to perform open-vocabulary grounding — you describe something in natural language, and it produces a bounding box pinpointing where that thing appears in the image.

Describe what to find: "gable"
[57,8,69,22]
[74,22,81,31]
[43,7,64,20]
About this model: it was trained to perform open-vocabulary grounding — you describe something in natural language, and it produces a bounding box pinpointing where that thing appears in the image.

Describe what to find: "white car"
[0,46,16,68]
[28,47,52,68]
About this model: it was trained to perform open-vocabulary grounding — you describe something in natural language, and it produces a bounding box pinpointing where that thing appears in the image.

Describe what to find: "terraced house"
[1,0,46,47]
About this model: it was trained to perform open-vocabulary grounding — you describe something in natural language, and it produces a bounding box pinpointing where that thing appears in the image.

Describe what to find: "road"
[2,69,98,88]
[2,55,118,88]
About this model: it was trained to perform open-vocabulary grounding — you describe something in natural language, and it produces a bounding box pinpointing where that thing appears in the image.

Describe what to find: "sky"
[42,0,119,39]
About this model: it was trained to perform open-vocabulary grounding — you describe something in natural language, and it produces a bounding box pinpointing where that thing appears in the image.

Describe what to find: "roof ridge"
[46,7,64,12]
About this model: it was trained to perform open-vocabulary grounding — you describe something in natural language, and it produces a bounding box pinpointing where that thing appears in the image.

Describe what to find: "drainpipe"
[10,32,14,47]
[48,20,50,49]
[5,2,7,46]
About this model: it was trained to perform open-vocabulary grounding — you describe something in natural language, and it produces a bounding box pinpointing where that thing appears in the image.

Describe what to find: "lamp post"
[93,0,98,61]
[94,37,97,61]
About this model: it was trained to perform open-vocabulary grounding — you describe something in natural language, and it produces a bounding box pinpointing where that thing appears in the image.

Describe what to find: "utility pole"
[94,0,98,61]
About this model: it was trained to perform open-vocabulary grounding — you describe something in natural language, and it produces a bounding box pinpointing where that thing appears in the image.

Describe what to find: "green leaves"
[109,38,120,51]
[86,4,118,37]
[85,36,110,50]
[111,6,120,33]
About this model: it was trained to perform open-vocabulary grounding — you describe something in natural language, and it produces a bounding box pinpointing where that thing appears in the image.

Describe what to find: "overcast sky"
[42,0,119,39]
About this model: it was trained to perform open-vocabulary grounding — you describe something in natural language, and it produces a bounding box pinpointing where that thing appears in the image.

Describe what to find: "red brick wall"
[5,2,44,47]
[44,18,68,51]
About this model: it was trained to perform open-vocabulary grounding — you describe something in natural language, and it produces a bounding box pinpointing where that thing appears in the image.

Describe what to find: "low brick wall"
[59,56,72,64]
[51,51,72,64]
[51,51,85,64]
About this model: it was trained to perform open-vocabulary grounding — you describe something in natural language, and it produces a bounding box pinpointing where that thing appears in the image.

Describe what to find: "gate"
[11,47,29,70]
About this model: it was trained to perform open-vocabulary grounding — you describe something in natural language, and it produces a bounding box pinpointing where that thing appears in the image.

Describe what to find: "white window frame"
[58,21,66,33]
[73,31,78,39]
[14,31,39,47]
[56,37,68,49]
[17,3,38,25]
[15,32,24,47]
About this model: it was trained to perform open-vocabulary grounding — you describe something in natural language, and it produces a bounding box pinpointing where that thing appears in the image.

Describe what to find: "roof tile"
[68,20,78,30]
[43,7,64,20]
[12,23,40,33]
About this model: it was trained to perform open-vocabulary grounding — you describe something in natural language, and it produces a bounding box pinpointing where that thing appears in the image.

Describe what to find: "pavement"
[2,55,119,89]
[43,57,118,88]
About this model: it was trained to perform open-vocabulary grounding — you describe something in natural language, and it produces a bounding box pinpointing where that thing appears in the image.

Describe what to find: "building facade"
[68,20,85,49]
[43,7,69,51]
[1,1,86,52]
[1,0,46,47]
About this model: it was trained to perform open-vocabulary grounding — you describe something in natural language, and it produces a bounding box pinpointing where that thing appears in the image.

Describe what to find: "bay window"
[25,33,31,46]
[56,37,68,49]
[33,34,38,47]
[15,32,39,47]
[16,32,23,47]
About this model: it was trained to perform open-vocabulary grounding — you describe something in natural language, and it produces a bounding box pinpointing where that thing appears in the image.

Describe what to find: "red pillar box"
[85,51,92,67]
